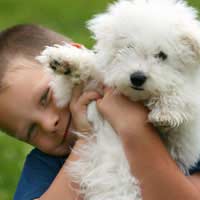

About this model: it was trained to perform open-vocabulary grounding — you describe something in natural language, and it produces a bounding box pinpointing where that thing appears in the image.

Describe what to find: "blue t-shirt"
[14,148,200,200]
[14,148,66,200]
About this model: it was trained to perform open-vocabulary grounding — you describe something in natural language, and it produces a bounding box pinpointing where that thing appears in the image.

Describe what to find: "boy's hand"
[96,87,150,137]
[69,85,101,134]
[67,85,101,162]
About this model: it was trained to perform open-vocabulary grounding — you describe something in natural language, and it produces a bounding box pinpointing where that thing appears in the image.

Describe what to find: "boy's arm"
[120,123,200,200]
[35,164,78,200]
[96,88,200,200]
[37,139,85,200]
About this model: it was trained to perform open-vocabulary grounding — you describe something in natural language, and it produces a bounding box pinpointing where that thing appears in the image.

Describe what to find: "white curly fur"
[37,0,200,199]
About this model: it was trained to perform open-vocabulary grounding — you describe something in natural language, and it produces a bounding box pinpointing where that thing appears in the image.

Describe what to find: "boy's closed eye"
[26,87,52,142]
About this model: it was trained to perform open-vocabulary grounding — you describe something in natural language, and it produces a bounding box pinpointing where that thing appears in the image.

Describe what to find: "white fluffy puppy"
[37,0,200,199]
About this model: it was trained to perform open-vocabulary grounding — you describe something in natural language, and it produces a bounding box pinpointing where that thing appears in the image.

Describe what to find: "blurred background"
[0,0,200,199]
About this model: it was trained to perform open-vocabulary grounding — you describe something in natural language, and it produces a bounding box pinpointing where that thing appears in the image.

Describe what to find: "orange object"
[70,42,83,49]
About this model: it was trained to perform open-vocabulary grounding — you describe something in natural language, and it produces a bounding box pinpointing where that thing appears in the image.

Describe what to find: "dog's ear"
[180,34,200,60]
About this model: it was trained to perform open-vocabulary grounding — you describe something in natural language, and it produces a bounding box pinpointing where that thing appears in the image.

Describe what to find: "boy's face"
[0,60,76,156]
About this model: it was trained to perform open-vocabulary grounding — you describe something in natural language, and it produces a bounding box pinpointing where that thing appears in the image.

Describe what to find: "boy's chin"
[43,146,70,157]
[53,133,78,156]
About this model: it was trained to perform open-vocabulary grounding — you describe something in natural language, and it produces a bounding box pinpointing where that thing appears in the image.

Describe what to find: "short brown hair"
[0,24,71,91]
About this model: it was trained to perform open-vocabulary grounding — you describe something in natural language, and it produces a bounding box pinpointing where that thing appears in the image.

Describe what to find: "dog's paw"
[49,59,71,75]
[36,43,89,84]
[148,111,181,129]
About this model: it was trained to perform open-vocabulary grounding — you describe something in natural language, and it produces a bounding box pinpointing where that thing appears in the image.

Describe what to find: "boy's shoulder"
[14,148,67,200]
[26,148,66,168]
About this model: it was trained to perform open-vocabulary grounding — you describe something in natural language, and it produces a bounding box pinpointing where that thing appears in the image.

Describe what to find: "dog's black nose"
[130,71,147,87]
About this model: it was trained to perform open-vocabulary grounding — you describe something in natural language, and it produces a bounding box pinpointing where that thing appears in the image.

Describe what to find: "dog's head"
[88,0,200,100]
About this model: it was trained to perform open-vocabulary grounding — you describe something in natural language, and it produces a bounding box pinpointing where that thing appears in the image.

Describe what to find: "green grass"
[0,135,32,200]
[0,0,200,199]
[0,0,115,47]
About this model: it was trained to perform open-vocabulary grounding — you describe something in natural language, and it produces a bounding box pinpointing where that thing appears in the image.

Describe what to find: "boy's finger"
[78,91,101,106]
[97,82,105,90]
[71,84,84,103]
[103,86,113,94]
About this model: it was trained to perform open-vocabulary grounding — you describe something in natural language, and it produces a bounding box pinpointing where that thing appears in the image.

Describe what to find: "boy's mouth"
[63,114,72,141]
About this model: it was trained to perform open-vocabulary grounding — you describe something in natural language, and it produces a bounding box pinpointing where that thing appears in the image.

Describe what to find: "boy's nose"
[39,114,59,133]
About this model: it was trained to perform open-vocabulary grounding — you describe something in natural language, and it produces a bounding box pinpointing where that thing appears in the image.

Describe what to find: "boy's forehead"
[4,58,44,86]
[3,63,50,103]
[2,57,43,85]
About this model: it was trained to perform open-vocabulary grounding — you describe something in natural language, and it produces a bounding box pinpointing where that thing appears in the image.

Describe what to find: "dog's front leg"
[36,43,96,107]
[147,95,191,129]
[37,43,96,84]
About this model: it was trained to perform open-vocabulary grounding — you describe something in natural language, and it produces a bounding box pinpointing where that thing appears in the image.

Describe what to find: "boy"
[0,24,100,199]
[0,24,199,200]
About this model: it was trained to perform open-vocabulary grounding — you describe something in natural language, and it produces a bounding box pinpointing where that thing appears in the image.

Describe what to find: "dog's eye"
[155,51,168,61]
